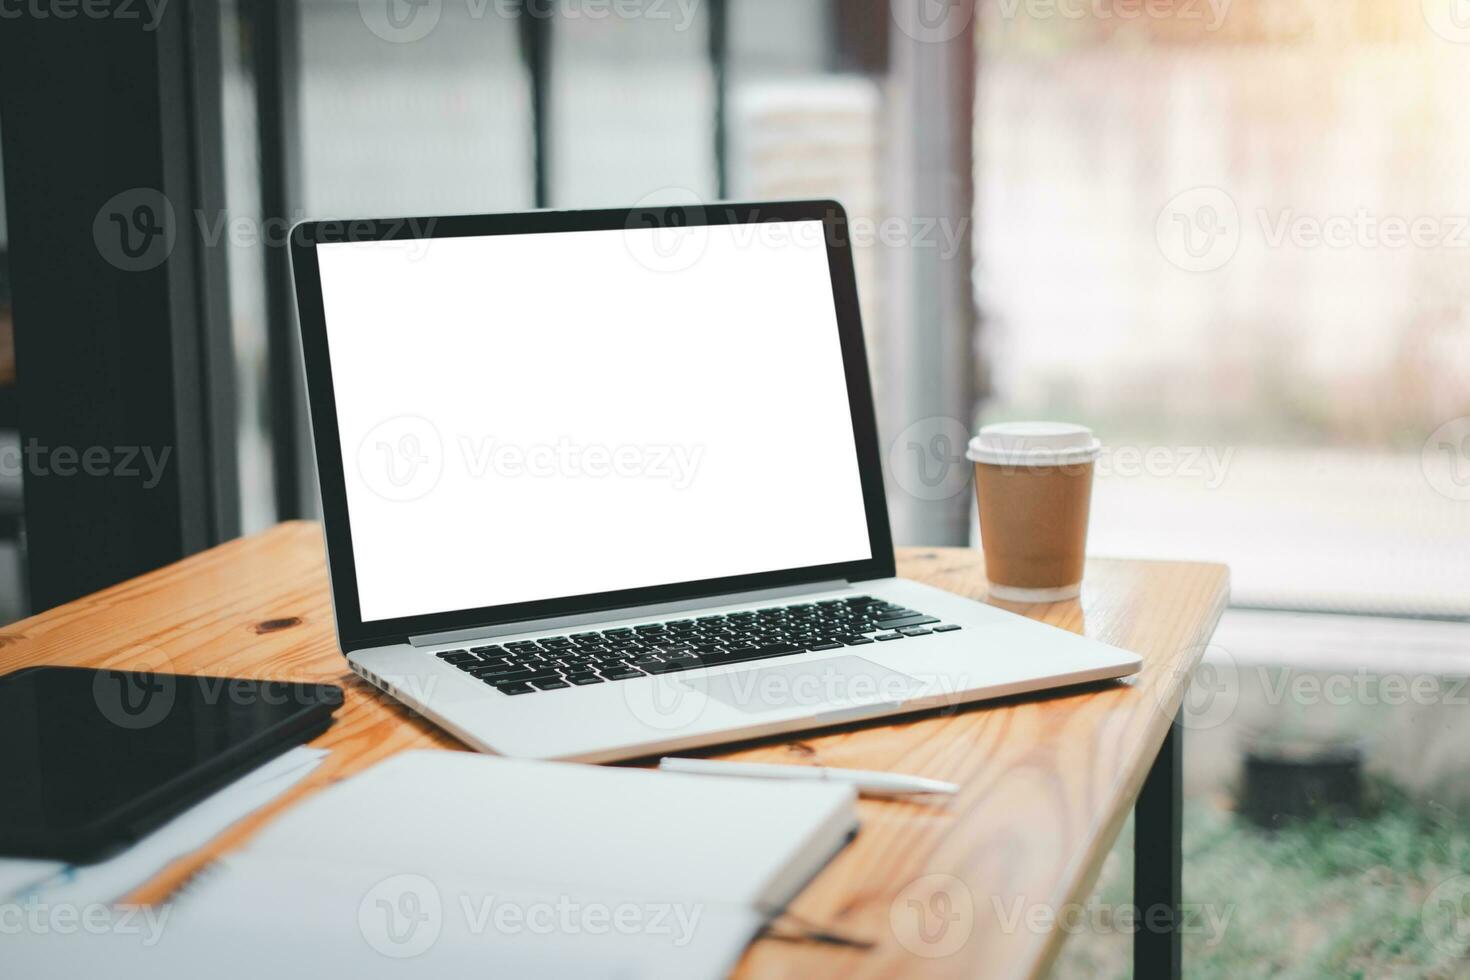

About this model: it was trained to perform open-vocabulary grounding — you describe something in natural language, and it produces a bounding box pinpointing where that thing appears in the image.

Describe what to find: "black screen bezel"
[290,200,896,653]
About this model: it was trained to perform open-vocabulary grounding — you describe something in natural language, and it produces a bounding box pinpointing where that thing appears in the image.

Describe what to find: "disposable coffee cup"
[966,422,1101,603]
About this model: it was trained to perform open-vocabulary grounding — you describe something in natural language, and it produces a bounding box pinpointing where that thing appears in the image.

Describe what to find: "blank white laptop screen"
[316,220,873,623]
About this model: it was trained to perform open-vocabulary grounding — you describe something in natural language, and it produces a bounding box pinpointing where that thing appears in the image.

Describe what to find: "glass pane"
[549,0,715,207]
[299,0,534,218]
[727,2,888,373]
[974,4,1470,615]
[978,9,1470,978]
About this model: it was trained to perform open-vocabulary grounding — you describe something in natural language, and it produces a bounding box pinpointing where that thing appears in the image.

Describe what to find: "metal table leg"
[1134,714,1183,979]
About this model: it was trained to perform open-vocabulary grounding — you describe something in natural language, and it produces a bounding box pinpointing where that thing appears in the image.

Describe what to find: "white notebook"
[10,751,857,979]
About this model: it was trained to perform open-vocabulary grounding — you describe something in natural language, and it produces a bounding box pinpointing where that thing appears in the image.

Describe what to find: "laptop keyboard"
[432,595,962,696]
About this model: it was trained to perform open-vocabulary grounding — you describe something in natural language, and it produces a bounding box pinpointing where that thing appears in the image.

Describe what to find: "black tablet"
[0,666,343,863]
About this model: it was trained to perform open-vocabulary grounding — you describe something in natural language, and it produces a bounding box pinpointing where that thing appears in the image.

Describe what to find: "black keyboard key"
[450,600,939,683]
[565,673,603,686]
[478,668,558,684]
[495,682,535,695]
[465,660,511,674]
[874,615,940,631]
[701,644,805,668]
[643,659,696,675]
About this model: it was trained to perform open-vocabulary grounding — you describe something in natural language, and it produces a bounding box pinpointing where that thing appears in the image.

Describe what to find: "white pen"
[658,757,959,798]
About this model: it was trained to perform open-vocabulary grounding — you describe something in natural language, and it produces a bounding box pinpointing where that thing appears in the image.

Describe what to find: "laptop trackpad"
[689,656,924,715]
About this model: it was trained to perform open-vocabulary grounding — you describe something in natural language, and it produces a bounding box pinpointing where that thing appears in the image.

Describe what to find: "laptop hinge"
[408,580,852,648]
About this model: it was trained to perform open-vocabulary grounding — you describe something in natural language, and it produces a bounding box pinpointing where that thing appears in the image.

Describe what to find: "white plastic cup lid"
[966,421,1101,467]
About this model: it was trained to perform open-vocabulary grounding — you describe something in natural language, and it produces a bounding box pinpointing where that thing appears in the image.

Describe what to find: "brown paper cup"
[968,423,1100,603]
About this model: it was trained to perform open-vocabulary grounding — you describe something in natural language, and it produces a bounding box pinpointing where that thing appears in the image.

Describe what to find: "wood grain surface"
[0,521,1227,979]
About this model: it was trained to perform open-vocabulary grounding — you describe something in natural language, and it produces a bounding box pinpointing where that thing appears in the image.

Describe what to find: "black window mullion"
[248,0,314,521]
[709,0,729,200]
[183,0,242,542]
[517,1,553,209]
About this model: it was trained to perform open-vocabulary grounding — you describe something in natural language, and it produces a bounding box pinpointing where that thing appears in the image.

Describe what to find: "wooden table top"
[0,521,1228,979]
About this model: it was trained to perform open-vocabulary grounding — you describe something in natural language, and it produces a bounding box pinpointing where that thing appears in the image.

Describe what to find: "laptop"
[289,200,1141,763]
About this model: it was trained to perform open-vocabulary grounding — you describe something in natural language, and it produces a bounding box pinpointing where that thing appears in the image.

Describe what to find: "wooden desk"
[0,522,1227,979]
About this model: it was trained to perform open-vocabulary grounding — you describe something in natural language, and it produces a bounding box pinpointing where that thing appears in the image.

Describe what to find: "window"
[219,0,945,542]
[974,6,1470,975]
[975,2,1470,615]
[549,0,715,206]
[299,0,534,217]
